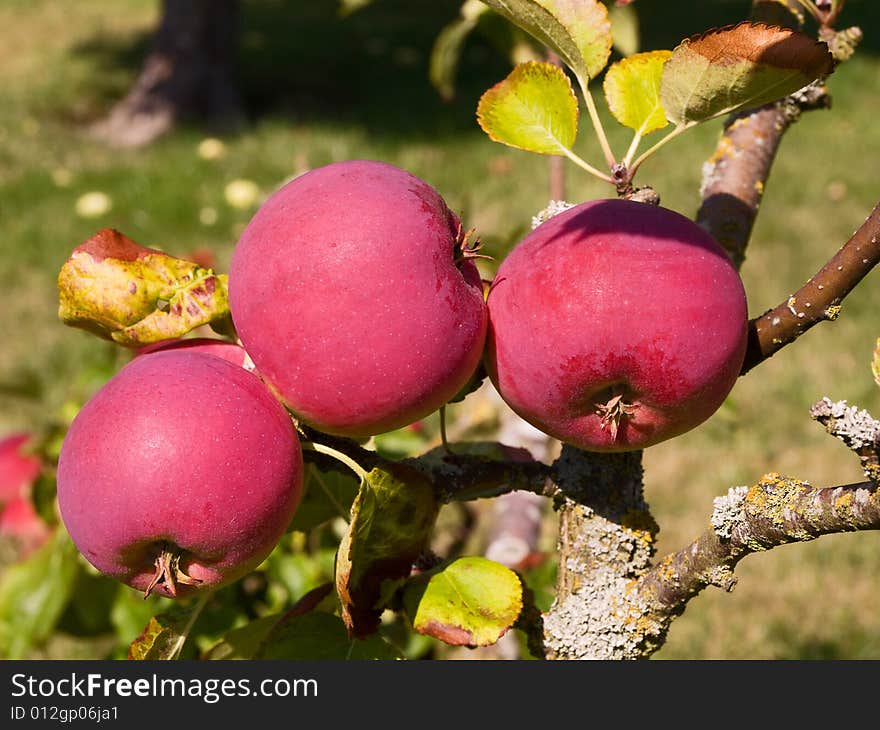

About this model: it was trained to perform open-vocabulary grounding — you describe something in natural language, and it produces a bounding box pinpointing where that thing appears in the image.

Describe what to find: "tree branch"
[810,397,880,484]
[741,202,880,374]
[634,475,880,647]
[695,5,876,377]
[626,398,879,655]
[299,425,559,504]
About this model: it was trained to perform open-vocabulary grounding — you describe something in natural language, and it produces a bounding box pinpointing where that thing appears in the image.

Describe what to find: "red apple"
[57,350,303,598]
[0,433,41,507]
[134,337,250,369]
[228,159,488,438]
[0,496,51,557]
[485,199,748,452]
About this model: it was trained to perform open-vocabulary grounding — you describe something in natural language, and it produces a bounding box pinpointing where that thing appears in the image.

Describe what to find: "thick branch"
[741,202,880,373]
[697,84,831,269]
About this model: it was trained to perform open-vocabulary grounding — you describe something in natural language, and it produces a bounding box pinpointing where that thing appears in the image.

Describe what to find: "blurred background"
[1,0,879,659]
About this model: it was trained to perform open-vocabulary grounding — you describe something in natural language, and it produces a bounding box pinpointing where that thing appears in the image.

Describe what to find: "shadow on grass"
[67,0,880,142]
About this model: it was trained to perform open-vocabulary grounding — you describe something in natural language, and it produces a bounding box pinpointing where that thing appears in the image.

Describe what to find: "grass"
[1,0,879,659]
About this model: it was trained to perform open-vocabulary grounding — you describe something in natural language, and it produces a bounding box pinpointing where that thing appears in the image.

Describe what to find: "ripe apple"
[485,199,748,452]
[134,337,250,369]
[228,159,488,438]
[0,433,41,506]
[57,350,303,598]
[0,496,51,557]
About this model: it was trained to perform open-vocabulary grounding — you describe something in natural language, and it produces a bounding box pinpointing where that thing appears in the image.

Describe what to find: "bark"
[91,0,243,148]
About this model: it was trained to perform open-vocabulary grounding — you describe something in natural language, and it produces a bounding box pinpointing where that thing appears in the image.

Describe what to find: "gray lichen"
[531,200,575,230]
[811,397,880,450]
[711,485,749,539]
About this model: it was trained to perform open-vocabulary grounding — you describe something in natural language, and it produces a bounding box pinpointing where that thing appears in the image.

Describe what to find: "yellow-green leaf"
[58,229,232,347]
[477,61,578,155]
[660,22,834,126]
[480,0,611,82]
[872,338,880,388]
[403,557,523,647]
[603,50,672,135]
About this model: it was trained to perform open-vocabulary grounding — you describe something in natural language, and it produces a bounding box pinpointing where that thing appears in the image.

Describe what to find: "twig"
[741,202,880,374]
[810,397,880,484]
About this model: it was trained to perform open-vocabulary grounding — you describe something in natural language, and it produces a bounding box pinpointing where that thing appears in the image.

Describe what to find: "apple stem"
[594,393,639,442]
[301,441,368,482]
[144,542,202,599]
[439,405,453,455]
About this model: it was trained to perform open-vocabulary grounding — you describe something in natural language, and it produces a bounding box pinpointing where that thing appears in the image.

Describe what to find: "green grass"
[1,0,879,659]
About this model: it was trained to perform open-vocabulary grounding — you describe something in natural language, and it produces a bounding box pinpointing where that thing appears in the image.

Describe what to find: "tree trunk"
[91,0,243,148]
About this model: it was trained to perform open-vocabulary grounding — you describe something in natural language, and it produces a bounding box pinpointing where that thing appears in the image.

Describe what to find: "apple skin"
[228,159,488,438]
[0,434,41,507]
[57,350,303,598]
[134,337,250,369]
[485,199,749,452]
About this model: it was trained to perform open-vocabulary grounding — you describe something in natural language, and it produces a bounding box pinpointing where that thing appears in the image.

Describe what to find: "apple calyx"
[453,221,493,267]
[144,542,203,599]
[595,392,639,442]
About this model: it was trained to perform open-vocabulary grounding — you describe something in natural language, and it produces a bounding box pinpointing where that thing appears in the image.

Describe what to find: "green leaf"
[0,529,81,659]
[477,61,579,156]
[58,228,231,347]
[256,612,401,660]
[430,0,488,101]
[289,465,360,532]
[603,50,672,135]
[203,614,281,660]
[480,0,612,82]
[336,464,439,637]
[110,585,165,647]
[128,603,201,660]
[872,338,880,388]
[660,22,834,127]
[403,557,523,647]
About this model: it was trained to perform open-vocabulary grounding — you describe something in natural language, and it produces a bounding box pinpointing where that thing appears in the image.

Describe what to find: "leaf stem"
[169,592,210,660]
[628,123,692,178]
[560,147,614,183]
[576,75,616,170]
[301,441,368,481]
[622,129,644,169]
[309,467,351,522]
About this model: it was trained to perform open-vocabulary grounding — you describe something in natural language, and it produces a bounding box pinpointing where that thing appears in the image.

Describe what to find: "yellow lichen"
[834,491,854,512]
[708,135,737,166]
